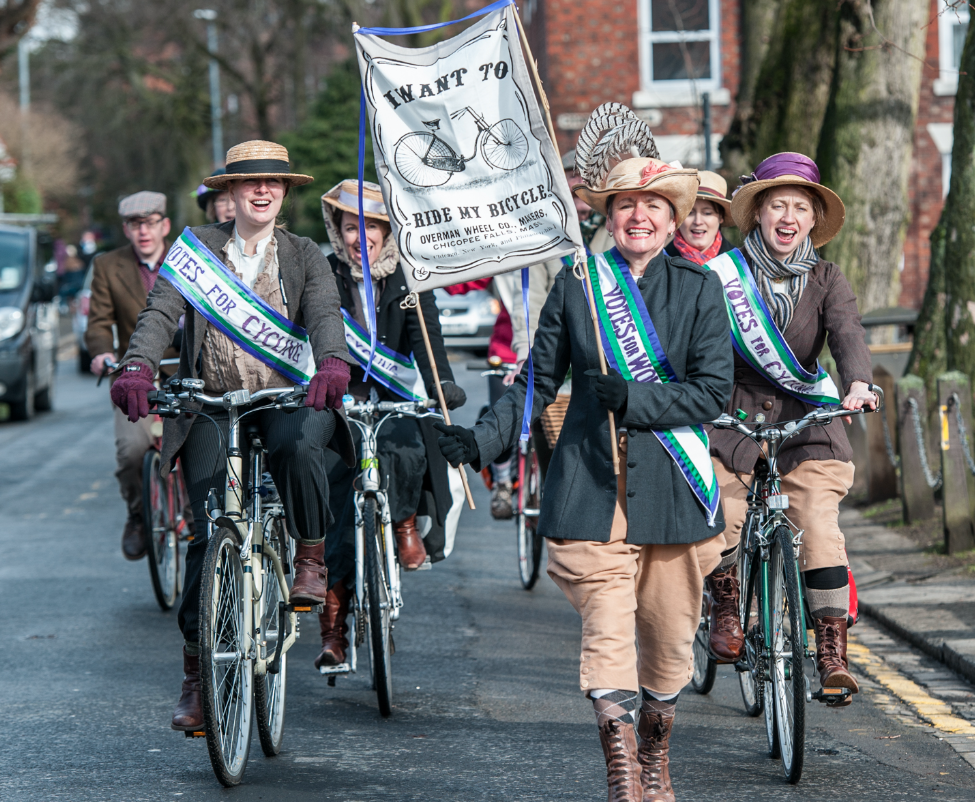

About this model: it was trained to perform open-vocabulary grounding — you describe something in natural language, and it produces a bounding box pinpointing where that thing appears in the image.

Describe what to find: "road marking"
[848,635,975,769]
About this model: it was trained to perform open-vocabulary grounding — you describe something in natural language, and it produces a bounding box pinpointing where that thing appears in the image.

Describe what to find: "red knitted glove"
[110,362,156,422]
[305,357,351,412]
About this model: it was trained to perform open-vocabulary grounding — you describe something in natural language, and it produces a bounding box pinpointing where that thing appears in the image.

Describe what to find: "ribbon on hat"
[639,160,674,185]
[739,152,821,187]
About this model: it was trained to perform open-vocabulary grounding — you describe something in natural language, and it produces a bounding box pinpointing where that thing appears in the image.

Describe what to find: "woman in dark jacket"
[434,110,734,802]
[663,170,734,264]
[706,152,876,704]
[314,180,464,671]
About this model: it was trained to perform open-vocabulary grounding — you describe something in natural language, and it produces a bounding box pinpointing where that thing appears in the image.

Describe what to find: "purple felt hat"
[730,152,845,247]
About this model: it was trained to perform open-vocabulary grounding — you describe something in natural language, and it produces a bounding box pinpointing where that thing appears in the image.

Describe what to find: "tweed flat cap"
[118,191,167,219]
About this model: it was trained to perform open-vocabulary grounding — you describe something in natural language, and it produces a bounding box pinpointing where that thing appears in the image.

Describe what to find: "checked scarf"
[672,229,723,266]
[743,228,819,332]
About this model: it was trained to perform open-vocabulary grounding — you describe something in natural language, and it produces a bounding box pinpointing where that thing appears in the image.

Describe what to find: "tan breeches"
[713,458,855,572]
[546,461,724,696]
[114,405,154,517]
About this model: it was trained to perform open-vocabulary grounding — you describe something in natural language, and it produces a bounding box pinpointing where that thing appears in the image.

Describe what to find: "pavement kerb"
[858,600,975,687]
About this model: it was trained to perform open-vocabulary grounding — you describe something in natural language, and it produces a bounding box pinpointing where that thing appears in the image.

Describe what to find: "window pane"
[651,0,710,32]
[953,21,968,71]
[652,41,711,81]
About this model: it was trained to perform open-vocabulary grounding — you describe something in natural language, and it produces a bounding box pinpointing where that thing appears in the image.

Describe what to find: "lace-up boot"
[637,702,676,802]
[704,565,744,661]
[598,719,643,802]
[815,615,858,706]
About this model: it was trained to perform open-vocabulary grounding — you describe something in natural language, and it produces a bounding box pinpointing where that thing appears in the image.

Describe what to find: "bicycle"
[317,395,443,717]
[100,358,193,610]
[467,359,545,590]
[394,106,529,187]
[705,386,883,785]
[148,379,308,786]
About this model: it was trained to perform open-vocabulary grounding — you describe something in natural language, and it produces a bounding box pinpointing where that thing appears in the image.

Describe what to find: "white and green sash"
[160,228,315,385]
[342,309,422,401]
[588,248,720,526]
[704,249,840,406]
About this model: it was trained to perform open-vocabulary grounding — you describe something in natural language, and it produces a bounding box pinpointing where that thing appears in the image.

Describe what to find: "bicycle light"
[343,394,355,409]
[767,494,789,510]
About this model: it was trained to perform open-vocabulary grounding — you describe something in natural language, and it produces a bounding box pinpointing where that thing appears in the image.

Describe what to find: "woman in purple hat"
[703,152,877,703]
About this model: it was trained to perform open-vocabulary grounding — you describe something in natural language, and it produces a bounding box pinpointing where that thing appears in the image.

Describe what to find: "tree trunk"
[817,0,927,313]
[907,214,948,404]
[944,18,975,383]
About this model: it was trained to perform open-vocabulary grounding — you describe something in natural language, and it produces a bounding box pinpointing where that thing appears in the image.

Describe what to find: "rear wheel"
[255,515,291,756]
[9,365,35,421]
[517,440,543,590]
[364,497,393,716]
[769,525,806,783]
[691,593,717,694]
[144,449,180,610]
[200,527,253,787]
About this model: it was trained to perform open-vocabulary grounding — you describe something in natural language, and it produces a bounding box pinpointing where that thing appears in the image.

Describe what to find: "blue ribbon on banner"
[354,0,513,36]
[357,88,377,382]
[520,267,534,442]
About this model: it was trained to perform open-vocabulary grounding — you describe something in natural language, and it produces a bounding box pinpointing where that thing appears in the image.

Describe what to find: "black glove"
[433,421,479,467]
[585,367,628,413]
[435,380,467,410]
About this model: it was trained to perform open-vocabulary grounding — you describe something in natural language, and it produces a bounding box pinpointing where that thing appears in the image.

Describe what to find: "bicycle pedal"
[184,730,206,738]
[812,687,851,703]
[416,557,432,571]
[319,662,351,676]
[289,604,323,613]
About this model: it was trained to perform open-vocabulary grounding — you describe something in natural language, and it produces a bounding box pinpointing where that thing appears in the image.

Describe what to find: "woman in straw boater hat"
[434,105,734,802]
[706,152,876,701]
[111,140,357,732]
[311,179,464,671]
[663,170,733,264]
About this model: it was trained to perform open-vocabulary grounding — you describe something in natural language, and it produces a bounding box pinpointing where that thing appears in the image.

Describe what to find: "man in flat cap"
[86,191,178,559]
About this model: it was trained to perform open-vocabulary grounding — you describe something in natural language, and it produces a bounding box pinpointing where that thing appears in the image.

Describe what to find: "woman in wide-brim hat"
[664,170,734,265]
[311,179,465,672]
[109,140,356,733]
[705,151,876,707]
[433,105,734,802]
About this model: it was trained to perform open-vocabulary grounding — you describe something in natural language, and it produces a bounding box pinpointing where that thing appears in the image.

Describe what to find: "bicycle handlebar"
[147,382,308,416]
[342,396,438,416]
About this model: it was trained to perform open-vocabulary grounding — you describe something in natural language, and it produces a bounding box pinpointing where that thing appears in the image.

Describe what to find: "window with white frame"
[636,0,723,106]
[935,1,969,95]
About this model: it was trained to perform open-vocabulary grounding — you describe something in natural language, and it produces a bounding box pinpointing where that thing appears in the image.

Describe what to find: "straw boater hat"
[730,152,845,248]
[321,179,389,222]
[695,170,731,215]
[203,141,313,189]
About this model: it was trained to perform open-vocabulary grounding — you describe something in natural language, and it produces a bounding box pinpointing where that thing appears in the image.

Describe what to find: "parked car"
[74,263,95,373]
[0,224,59,420]
[434,287,499,352]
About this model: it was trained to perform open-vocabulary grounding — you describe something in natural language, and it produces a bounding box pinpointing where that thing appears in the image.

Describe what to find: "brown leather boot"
[122,515,147,561]
[290,541,329,605]
[314,583,351,669]
[637,704,676,802]
[393,514,427,570]
[705,565,744,662]
[171,648,203,731]
[598,720,643,802]
[815,615,858,706]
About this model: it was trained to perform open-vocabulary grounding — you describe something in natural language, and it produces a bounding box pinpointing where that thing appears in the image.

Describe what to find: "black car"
[0,224,59,420]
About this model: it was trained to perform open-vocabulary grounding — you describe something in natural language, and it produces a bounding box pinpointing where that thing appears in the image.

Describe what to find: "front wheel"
[737,514,763,717]
[364,497,393,716]
[200,527,253,787]
[144,449,180,610]
[691,594,717,694]
[769,525,806,784]
[480,119,529,171]
[516,440,543,590]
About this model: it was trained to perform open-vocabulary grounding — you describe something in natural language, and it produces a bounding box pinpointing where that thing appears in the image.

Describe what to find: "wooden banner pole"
[406,293,476,510]
[512,8,620,475]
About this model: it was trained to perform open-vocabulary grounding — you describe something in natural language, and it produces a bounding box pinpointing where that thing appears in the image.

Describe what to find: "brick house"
[520,0,965,310]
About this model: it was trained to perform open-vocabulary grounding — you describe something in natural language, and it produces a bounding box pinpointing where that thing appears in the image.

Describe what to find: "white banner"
[354,3,582,292]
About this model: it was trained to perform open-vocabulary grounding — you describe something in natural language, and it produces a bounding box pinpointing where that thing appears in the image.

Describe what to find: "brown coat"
[709,257,872,476]
[85,245,178,378]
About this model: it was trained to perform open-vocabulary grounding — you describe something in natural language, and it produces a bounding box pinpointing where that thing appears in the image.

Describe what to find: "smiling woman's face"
[340,211,389,267]
[756,187,817,260]
[607,190,676,265]
[230,178,285,228]
[678,199,723,252]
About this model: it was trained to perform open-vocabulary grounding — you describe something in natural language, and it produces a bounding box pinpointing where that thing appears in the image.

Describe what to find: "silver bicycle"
[317,395,442,717]
[149,380,308,786]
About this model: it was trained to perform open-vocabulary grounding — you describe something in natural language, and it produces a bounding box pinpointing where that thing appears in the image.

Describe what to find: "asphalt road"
[2,358,975,801]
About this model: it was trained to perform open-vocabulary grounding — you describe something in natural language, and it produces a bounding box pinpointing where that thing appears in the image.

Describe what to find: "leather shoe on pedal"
[315,582,351,669]
[122,516,147,561]
[815,615,858,705]
[394,514,427,570]
[171,648,203,731]
[705,565,744,662]
[290,541,329,605]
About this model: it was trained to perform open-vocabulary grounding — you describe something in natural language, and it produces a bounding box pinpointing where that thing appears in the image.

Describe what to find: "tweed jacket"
[708,255,873,476]
[85,244,178,371]
[122,221,356,472]
[472,250,734,546]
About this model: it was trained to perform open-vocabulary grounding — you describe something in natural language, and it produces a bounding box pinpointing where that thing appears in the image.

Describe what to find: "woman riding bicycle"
[705,152,876,704]
[435,108,734,802]
[110,141,356,733]
[663,171,734,265]
[314,179,465,671]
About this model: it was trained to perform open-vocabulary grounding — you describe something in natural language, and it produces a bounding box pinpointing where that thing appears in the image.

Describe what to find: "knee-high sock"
[590,688,639,727]
[805,565,849,619]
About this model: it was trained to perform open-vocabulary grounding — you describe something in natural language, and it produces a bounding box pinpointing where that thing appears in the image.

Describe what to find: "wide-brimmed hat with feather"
[571,103,700,223]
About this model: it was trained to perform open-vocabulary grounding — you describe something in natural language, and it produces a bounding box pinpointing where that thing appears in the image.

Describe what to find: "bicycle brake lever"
[276,389,308,412]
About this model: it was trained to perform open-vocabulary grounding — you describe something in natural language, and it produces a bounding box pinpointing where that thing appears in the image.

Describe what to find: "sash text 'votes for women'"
[601,285,661,383]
